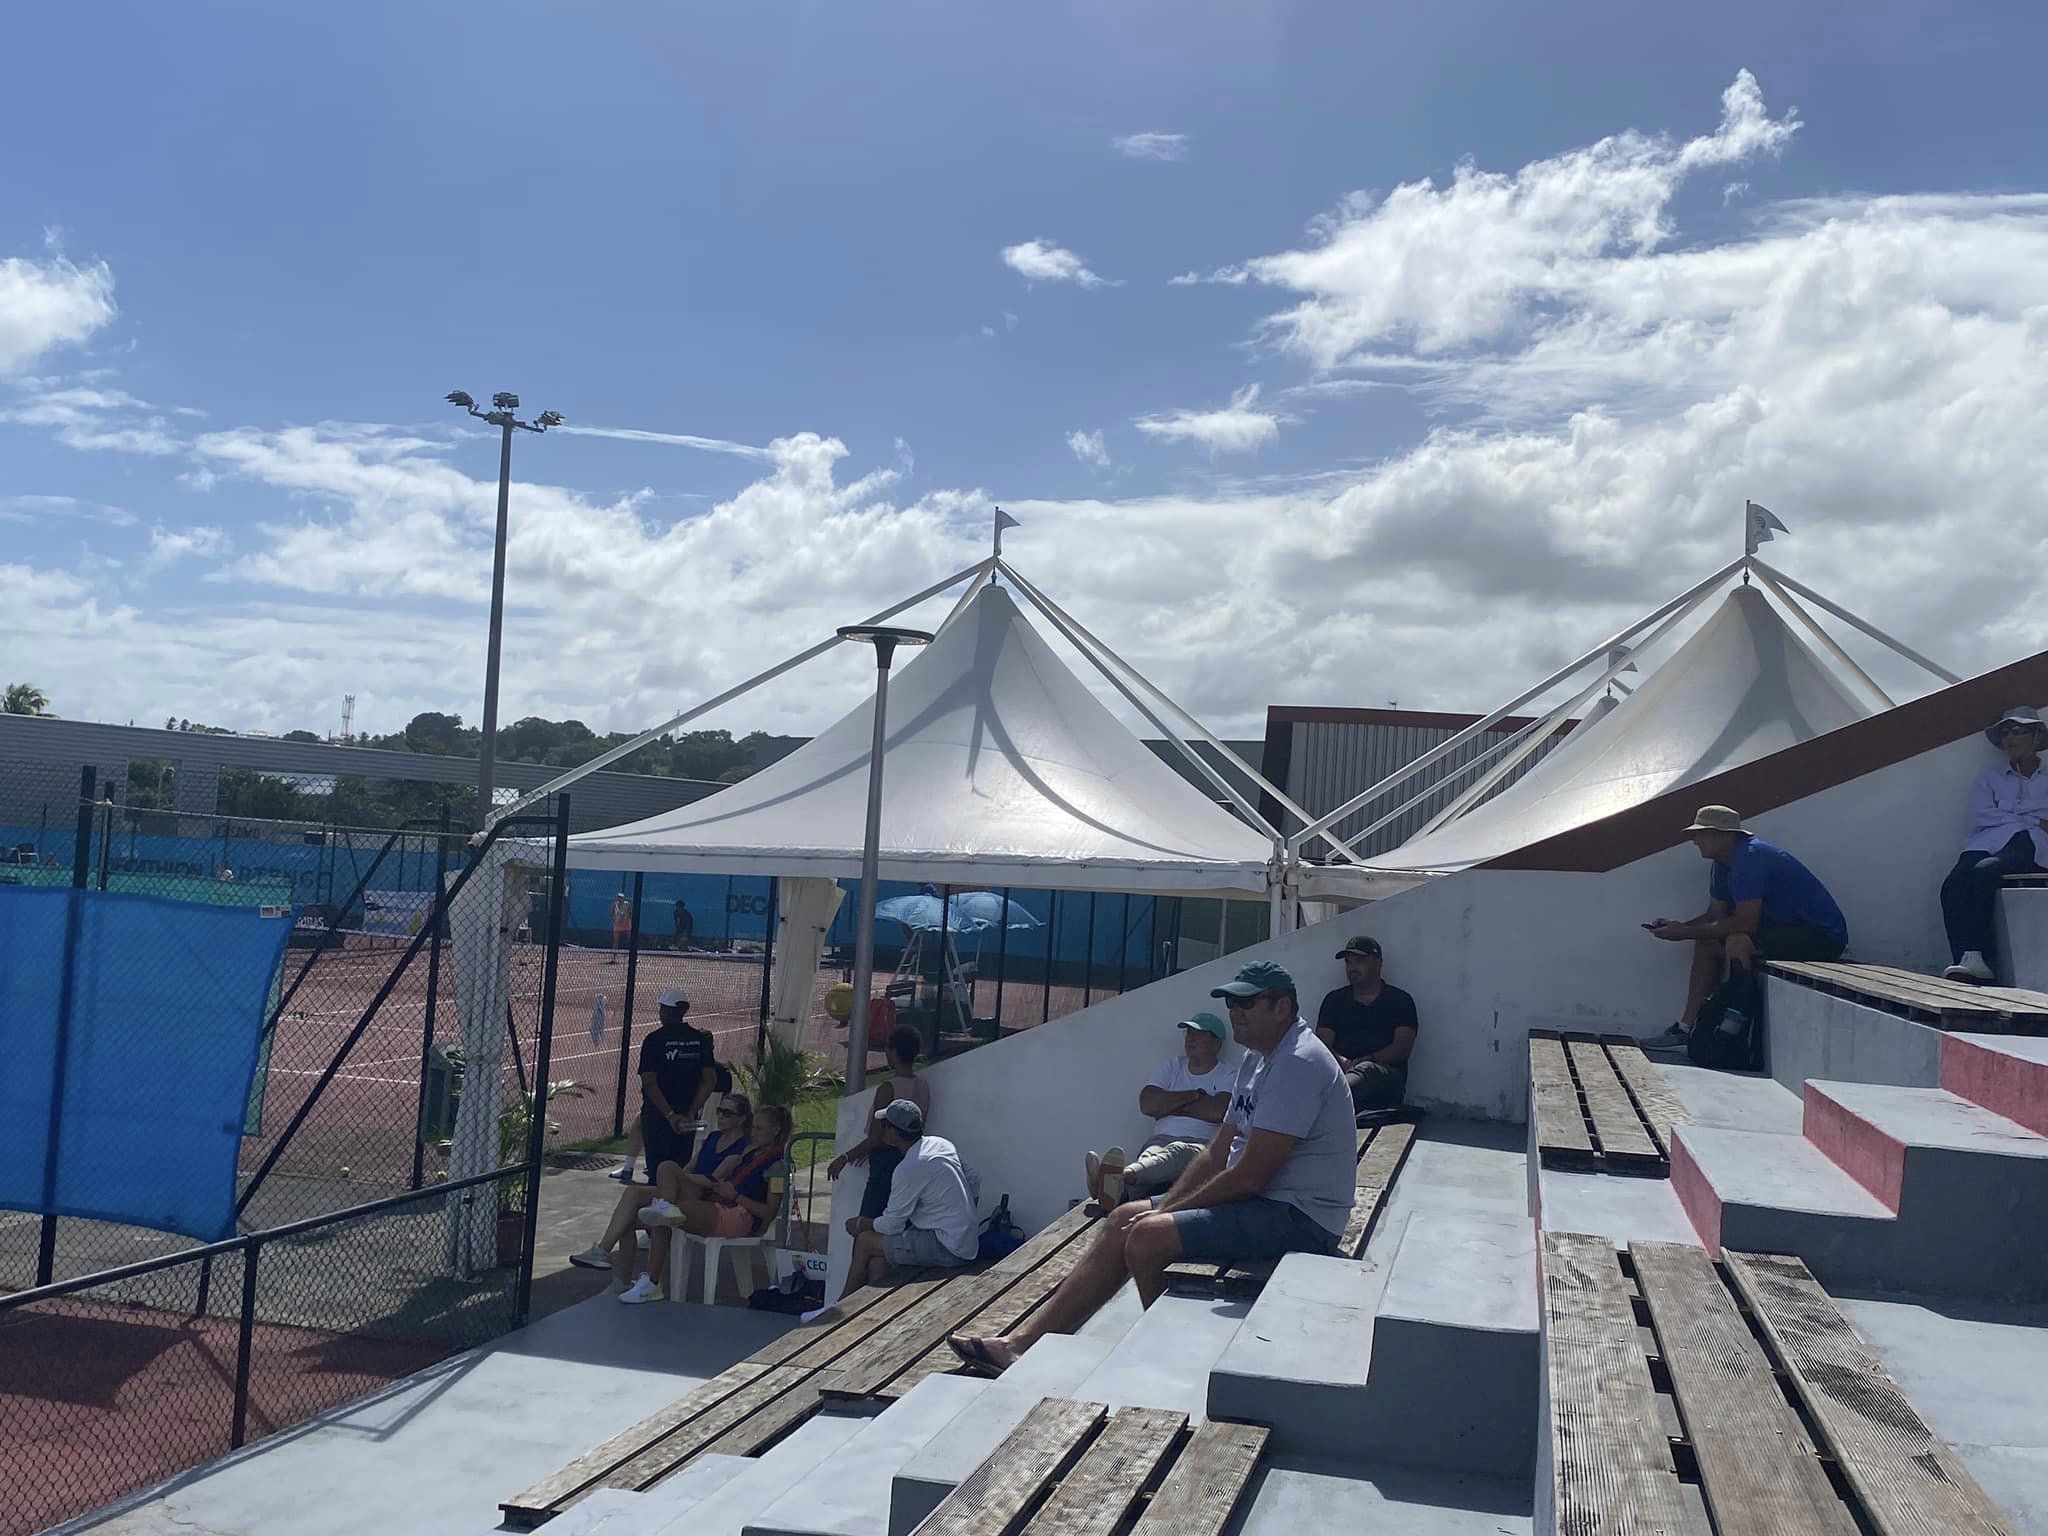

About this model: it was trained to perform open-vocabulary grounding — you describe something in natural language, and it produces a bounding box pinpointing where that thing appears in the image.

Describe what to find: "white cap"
[657,986,689,1009]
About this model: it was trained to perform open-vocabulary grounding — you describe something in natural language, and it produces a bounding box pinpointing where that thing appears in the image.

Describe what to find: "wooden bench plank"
[592,1364,818,1496]
[784,1273,955,1370]
[1599,1036,1688,1158]
[1019,1407,1186,1536]
[693,1367,844,1460]
[1540,1232,1689,1536]
[1566,1038,1663,1168]
[745,1275,902,1366]
[825,1268,1030,1399]
[1126,1419,1268,1536]
[1530,1034,1596,1169]
[498,1358,774,1523]
[1723,1250,2014,1536]
[1339,1120,1415,1258]
[918,1397,1108,1536]
[1630,1241,1855,1536]
[1770,961,2036,1020]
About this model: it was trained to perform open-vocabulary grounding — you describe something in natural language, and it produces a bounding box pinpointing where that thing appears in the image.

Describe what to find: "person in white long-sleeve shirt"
[845,1100,980,1287]
[1943,706,2048,982]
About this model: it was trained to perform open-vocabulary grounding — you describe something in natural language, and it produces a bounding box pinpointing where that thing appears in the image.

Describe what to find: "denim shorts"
[882,1225,975,1269]
[1164,1196,1341,1265]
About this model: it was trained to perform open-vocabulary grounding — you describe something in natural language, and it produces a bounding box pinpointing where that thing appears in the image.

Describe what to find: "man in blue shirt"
[1641,805,1848,1051]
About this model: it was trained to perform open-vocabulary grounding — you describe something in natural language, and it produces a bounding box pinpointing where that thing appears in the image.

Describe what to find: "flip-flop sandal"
[947,1335,1008,1378]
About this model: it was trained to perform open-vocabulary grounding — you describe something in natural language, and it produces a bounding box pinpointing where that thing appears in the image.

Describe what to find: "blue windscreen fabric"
[0,886,291,1242]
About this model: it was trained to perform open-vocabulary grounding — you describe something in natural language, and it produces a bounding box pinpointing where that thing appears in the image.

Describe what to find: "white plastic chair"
[662,1167,790,1305]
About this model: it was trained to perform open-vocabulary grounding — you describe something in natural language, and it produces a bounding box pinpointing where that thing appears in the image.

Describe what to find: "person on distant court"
[827,1027,932,1219]
[673,896,695,951]
[1641,805,1848,1051]
[1082,1012,1235,1205]
[947,961,1355,1378]
[1315,936,1418,1116]
[1941,707,2048,982]
[609,890,632,964]
[845,1100,981,1287]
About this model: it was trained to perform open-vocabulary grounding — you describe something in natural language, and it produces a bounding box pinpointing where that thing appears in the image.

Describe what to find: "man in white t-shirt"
[1084,1012,1235,1204]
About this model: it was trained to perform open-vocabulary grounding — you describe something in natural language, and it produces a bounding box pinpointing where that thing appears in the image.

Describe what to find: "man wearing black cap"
[637,986,717,1185]
[845,1099,980,1288]
[1315,937,1418,1115]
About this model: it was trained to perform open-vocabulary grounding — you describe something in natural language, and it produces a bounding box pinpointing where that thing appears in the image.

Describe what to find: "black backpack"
[1688,964,1764,1070]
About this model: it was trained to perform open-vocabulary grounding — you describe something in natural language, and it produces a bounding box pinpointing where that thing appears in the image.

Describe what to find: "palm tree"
[3,683,50,716]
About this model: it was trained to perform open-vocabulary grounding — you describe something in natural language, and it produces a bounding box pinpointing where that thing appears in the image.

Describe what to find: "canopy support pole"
[1748,558,1958,685]
[1286,557,1746,858]
[1747,566,1895,709]
[489,558,992,828]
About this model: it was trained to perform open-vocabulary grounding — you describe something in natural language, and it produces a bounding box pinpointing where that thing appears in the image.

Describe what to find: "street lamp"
[445,390,564,826]
[837,623,933,1092]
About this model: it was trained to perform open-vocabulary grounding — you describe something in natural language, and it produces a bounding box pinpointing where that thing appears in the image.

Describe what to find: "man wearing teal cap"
[1084,1010,1235,1204]
[950,959,1356,1378]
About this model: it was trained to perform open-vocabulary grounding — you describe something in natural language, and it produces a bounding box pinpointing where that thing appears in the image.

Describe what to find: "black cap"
[1334,936,1382,959]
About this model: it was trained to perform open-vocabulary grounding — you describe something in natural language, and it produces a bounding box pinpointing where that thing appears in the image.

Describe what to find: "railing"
[0,1165,532,1536]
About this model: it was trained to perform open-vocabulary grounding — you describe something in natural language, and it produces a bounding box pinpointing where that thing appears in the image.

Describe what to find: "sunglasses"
[719,1107,747,1119]
[1221,992,1281,1011]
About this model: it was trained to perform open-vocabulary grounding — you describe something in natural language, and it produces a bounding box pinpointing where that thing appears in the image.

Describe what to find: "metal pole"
[991,886,1011,1036]
[1041,892,1057,1024]
[410,806,452,1189]
[615,872,644,1138]
[514,793,572,1327]
[1082,893,1097,1007]
[755,877,777,1063]
[1748,559,1960,684]
[476,418,515,829]
[846,647,898,1095]
[1116,894,1130,997]
[35,767,96,1286]
[230,1239,261,1448]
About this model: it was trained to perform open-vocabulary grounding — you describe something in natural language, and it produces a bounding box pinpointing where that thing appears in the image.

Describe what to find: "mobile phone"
[1641,921,1660,930]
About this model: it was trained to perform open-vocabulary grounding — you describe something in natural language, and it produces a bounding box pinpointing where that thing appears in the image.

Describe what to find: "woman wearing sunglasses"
[620,1104,793,1304]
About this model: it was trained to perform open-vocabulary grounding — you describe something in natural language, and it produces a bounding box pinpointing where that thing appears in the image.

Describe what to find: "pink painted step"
[1802,1078,2048,1210]
[1942,1032,2048,1138]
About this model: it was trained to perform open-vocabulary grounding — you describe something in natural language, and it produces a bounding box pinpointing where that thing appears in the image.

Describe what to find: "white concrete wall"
[823,725,2018,1270]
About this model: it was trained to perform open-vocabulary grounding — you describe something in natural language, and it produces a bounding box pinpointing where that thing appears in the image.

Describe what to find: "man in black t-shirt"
[1313,936,1419,1114]
[673,898,695,951]
[639,985,717,1179]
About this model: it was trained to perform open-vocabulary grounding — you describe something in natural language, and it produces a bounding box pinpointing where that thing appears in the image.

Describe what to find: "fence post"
[514,793,572,1328]
[231,1240,261,1448]
[615,871,644,1139]
[35,767,97,1287]
[991,886,1011,1036]
[410,805,452,1189]
[754,877,777,1063]
[1116,894,1130,996]
[1041,892,1057,1025]
[1082,893,1098,1007]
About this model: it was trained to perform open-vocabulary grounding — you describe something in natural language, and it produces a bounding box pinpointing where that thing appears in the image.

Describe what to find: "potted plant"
[739,1032,823,1111]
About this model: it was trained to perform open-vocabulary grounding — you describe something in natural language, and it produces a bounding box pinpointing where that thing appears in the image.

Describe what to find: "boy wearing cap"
[637,988,717,1182]
[845,1100,981,1288]
[1641,805,1847,1051]
[1940,707,2048,982]
[1085,1012,1235,1204]
[1316,937,1418,1115]
[949,960,1354,1378]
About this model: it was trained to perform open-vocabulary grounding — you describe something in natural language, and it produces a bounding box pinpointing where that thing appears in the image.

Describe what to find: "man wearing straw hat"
[1640,805,1847,1052]
[1941,707,2048,982]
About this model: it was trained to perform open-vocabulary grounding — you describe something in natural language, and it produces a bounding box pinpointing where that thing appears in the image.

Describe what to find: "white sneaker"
[644,1199,681,1223]
[567,1245,611,1270]
[1097,1146,1126,1207]
[1084,1150,1102,1197]
[617,1275,663,1305]
[1945,952,1996,983]
[610,1162,637,1184]
[1640,1022,1691,1051]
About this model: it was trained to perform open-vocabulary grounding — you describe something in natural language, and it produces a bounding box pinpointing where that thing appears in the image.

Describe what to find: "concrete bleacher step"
[635,1411,871,1536]
[1804,1079,2048,1208]
[1763,970,1948,1095]
[1233,1460,1534,1536]
[1207,1211,1538,1478]
[1943,1031,2048,1138]
[506,1455,754,1535]
[1067,1288,1251,1420]
[889,1330,1124,1536]
[741,1374,987,1536]
[1670,1123,1897,1283]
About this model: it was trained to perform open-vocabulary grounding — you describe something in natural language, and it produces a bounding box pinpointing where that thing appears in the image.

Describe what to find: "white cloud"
[1003,311,1020,331]
[143,523,230,574]
[0,493,135,527]
[0,253,117,373]
[555,423,771,460]
[1112,132,1189,162]
[1001,239,1116,289]
[1067,429,1111,468]
[1168,265,1249,287]
[2,377,184,454]
[1133,385,1284,454]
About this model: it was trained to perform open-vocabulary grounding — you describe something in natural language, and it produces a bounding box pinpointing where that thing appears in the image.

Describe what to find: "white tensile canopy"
[1365,583,1877,874]
[563,583,1278,898]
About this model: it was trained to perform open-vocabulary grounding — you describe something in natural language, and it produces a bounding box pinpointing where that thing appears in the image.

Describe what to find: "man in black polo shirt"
[1314,936,1419,1116]
[639,985,717,1179]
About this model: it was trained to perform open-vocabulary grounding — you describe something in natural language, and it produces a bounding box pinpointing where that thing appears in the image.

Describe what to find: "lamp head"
[444,390,475,409]
[836,624,934,670]
[492,391,520,410]
[536,410,564,428]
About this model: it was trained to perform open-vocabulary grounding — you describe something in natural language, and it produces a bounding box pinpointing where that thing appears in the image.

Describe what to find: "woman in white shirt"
[1943,707,2048,982]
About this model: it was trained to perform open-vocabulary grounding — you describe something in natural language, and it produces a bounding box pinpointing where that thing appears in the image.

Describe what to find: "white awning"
[565,585,1277,897]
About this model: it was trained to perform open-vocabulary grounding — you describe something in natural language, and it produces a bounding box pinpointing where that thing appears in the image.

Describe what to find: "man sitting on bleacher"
[1641,804,1848,1053]
[845,1100,981,1288]
[946,960,1356,1378]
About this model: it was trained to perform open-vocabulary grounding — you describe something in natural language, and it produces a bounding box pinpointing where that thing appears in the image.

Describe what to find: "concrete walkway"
[64,1288,795,1536]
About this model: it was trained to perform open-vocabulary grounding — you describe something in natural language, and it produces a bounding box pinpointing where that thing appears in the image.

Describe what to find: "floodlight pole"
[446,391,563,828]
[839,624,933,1093]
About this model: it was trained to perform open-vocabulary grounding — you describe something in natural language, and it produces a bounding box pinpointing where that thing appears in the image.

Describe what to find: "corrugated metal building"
[1258,706,1578,858]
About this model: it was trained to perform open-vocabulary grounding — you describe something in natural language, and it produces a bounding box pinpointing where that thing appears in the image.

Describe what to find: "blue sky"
[5,2,2048,739]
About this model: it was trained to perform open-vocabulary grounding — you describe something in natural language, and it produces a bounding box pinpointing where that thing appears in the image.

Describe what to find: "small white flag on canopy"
[993,506,1021,559]
[1745,500,1789,555]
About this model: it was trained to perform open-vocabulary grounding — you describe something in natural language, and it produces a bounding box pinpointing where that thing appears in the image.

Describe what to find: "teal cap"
[1210,960,1297,999]
[1178,1011,1229,1039]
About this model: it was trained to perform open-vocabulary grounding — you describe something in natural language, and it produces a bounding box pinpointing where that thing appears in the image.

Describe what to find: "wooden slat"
[594,1364,816,1495]
[498,1358,773,1523]
[986,1199,1098,1277]
[744,1274,901,1366]
[1530,1034,1595,1169]
[1125,1419,1268,1536]
[1770,961,2047,1022]
[785,1273,954,1369]
[1600,1036,1689,1158]
[1723,1250,2014,1536]
[891,1214,1101,1398]
[826,1267,1029,1398]
[1566,1038,1663,1168]
[1339,1120,1415,1258]
[1019,1407,1186,1536]
[918,1397,1108,1536]
[1540,1231,1689,1536]
[1630,1241,1855,1536]
[693,1368,843,1459]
